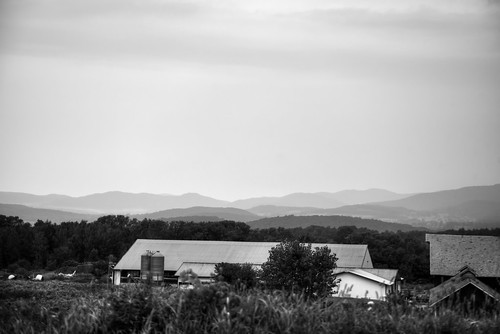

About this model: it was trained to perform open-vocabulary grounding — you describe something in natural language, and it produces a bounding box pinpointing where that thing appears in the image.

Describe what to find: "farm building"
[333,268,400,301]
[113,239,374,286]
[426,234,500,308]
[428,266,500,308]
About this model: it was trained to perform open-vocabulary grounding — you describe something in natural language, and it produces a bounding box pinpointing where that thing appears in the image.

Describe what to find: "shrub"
[214,262,259,289]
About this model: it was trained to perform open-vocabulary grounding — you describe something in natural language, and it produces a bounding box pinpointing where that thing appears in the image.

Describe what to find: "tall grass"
[1,280,499,333]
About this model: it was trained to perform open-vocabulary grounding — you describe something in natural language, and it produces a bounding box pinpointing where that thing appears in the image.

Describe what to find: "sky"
[0,0,499,201]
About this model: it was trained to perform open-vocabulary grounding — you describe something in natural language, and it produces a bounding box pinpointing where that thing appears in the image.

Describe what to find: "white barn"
[113,239,374,286]
[113,239,398,298]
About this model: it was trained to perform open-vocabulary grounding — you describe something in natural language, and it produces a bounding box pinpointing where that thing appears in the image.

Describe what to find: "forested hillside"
[2,214,499,282]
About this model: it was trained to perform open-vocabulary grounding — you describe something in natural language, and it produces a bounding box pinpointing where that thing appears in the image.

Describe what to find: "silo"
[140,252,151,280]
[150,252,164,282]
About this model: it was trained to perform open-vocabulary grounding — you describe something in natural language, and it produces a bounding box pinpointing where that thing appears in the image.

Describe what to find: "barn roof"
[115,239,373,272]
[426,234,500,277]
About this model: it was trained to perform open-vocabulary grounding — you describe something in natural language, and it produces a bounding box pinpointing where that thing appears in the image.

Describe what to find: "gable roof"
[429,266,500,307]
[333,268,398,285]
[426,234,500,277]
[115,239,373,272]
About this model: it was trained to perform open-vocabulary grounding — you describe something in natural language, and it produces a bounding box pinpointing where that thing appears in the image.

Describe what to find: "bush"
[214,262,259,289]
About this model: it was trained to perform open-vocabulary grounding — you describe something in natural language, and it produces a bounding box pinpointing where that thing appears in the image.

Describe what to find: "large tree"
[261,240,338,298]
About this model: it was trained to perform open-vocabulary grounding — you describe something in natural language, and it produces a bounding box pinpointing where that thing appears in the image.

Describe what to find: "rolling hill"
[1,185,499,229]
[232,189,411,209]
[246,215,418,232]
[0,191,230,214]
[132,207,259,223]
[377,184,500,212]
[0,203,99,223]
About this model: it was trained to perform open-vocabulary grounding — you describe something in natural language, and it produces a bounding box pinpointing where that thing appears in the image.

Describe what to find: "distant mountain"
[0,189,412,214]
[377,184,500,211]
[0,203,98,223]
[233,189,411,210]
[247,205,322,217]
[159,216,225,223]
[318,204,456,229]
[1,185,499,229]
[246,215,418,232]
[0,191,230,214]
[232,193,345,209]
[319,189,411,205]
[0,203,258,224]
[375,184,500,223]
[132,207,259,223]
[321,204,425,222]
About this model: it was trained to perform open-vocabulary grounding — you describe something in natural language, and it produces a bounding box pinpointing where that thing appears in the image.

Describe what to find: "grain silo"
[140,251,151,280]
[150,252,164,282]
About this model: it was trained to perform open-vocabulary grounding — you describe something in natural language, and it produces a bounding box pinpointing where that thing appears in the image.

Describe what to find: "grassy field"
[1,280,499,333]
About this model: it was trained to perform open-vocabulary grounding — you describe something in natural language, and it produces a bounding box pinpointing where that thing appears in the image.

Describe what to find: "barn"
[426,234,500,308]
[113,239,374,286]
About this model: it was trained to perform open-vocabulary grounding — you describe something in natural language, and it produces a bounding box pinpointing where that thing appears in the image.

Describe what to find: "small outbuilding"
[333,268,400,300]
[426,234,500,309]
[429,266,500,309]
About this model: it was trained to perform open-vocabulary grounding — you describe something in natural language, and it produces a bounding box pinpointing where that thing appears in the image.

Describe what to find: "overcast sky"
[1,0,499,201]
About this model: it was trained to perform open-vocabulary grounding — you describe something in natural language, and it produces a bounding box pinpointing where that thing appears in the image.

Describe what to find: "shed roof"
[333,268,398,285]
[115,239,373,272]
[429,266,500,307]
[426,234,500,277]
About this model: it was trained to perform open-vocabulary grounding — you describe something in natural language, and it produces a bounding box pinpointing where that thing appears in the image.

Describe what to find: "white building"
[333,268,400,300]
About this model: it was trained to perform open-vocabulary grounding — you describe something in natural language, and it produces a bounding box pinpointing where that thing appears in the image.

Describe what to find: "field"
[1,280,499,334]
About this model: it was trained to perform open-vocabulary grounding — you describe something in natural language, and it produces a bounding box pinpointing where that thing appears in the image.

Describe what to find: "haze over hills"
[0,191,230,214]
[0,203,99,223]
[132,207,259,223]
[0,188,412,213]
[1,184,499,229]
[377,184,500,212]
[246,215,418,232]
[231,189,410,209]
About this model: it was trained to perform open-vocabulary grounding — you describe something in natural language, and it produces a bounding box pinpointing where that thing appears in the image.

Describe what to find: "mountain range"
[0,188,410,214]
[1,184,499,230]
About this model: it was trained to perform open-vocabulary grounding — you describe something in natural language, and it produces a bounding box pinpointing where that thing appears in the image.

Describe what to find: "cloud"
[1,0,499,198]
[2,0,498,73]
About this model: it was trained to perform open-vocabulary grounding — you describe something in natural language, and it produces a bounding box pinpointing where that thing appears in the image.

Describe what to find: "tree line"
[1,214,498,282]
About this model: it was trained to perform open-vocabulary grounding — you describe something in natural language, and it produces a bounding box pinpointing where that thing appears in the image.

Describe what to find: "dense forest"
[1,214,499,282]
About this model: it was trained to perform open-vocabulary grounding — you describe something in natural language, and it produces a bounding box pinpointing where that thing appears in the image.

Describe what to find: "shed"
[429,266,500,309]
[333,268,400,300]
[113,239,373,285]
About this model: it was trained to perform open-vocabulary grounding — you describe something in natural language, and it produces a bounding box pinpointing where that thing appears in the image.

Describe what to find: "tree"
[214,262,259,289]
[261,240,338,298]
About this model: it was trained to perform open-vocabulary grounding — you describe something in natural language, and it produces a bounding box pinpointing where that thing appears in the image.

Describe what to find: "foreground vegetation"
[1,280,499,334]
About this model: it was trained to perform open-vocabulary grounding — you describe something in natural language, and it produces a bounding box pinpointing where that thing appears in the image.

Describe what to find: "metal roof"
[426,234,500,277]
[333,268,398,285]
[115,239,373,272]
